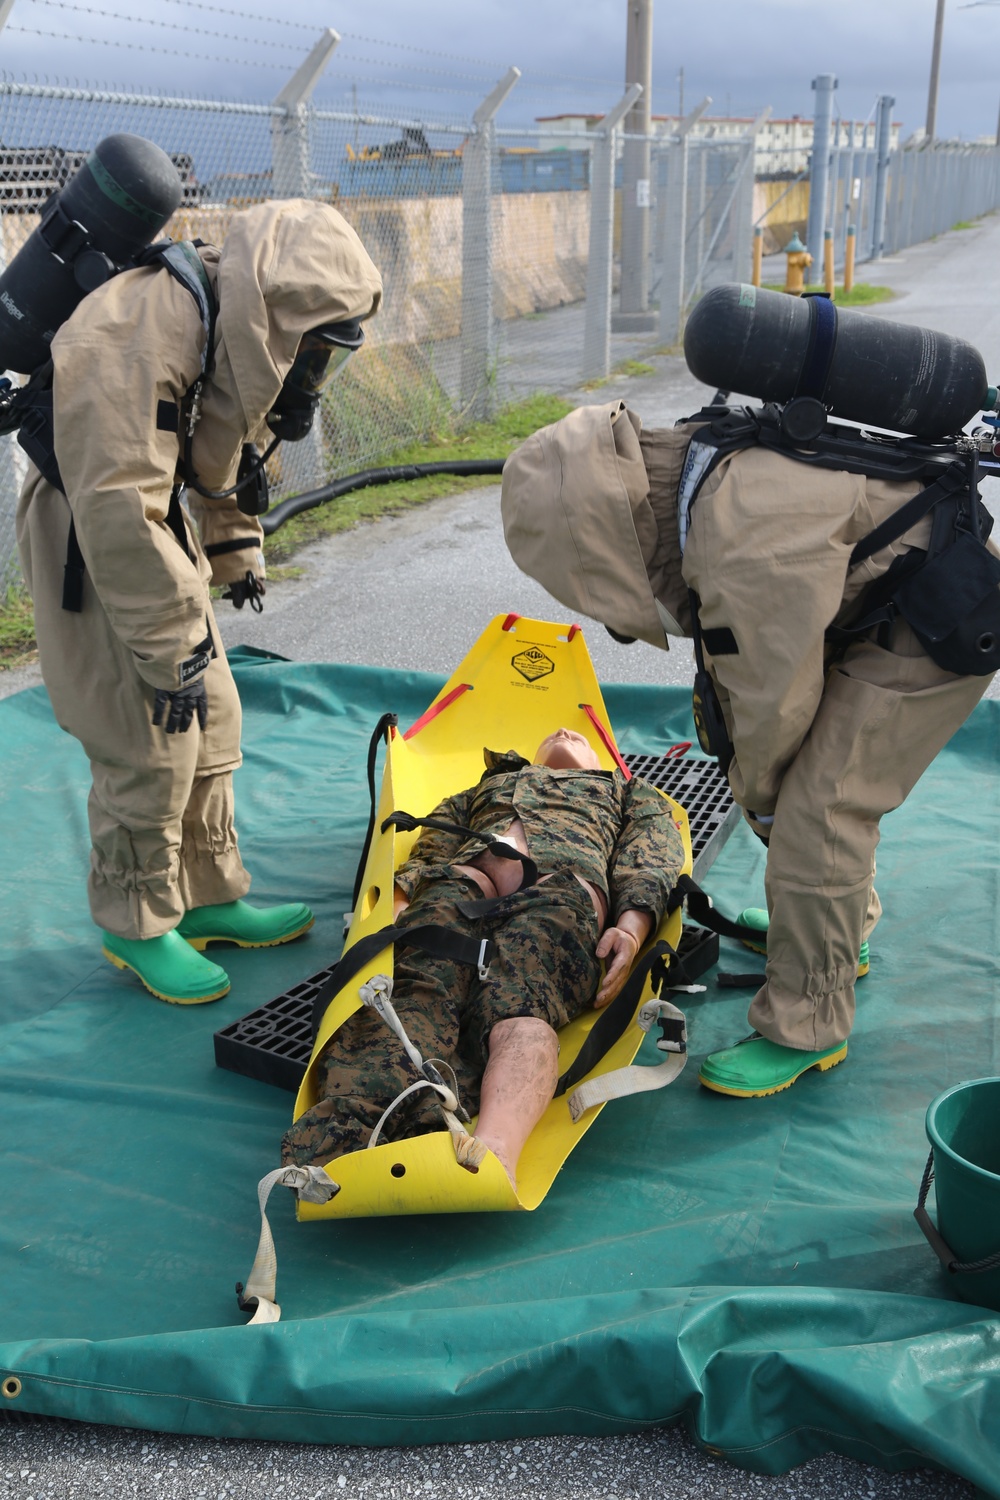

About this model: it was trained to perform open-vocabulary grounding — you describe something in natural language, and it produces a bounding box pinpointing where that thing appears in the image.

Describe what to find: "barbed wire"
[21,0,627,88]
[24,0,306,51]
[8,24,299,69]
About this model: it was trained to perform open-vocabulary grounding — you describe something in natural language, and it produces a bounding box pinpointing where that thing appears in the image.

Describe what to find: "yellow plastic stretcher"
[293,613,692,1220]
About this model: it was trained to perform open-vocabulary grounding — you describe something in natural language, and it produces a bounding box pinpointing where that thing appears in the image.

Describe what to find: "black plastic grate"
[214,754,737,1092]
[623,752,740,879]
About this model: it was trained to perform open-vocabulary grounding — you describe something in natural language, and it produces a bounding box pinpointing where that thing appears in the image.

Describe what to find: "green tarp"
[1,649,998,1489]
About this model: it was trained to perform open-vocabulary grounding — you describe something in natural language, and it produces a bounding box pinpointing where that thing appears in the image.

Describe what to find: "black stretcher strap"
[382,810,539,889]
[554,939,677,1098]
[351,714,398,912]
[309,921,495,1041]
[668,872,763,945]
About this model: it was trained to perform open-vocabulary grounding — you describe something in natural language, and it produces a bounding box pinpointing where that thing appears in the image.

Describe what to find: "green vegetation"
[0,390,573,666]
[580,357,657,392]
[951,220,977,232]
[0,584,36,668]
[763,282,896,307]
[265,390,573,565]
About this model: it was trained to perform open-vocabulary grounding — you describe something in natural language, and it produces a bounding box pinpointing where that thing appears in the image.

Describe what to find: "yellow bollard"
[752,226,763,288]
[783,232,812,295]
[824,229,835,299]
[844,223,856,296]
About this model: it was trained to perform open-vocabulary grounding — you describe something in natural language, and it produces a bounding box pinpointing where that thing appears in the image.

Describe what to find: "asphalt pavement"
[4,217,1000,1495]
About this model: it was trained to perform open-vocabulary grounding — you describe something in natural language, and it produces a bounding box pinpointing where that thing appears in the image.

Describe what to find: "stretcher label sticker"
[512,647,554,682]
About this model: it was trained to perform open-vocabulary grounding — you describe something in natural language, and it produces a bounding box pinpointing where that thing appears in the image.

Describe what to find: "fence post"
[805,73,836,263]
[618,0,654,329]
[654,96,710,349]
[870,93,895,261]
[581,84,643,384]
[731,108,771,285]
[271,29,340,199]
[460,66,520,420]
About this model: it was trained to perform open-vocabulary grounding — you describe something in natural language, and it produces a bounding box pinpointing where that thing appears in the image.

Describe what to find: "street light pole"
[926,0,947,139]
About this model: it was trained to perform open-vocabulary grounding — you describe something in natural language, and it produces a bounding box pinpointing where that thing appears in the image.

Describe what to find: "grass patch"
[580,357,657,392]
[951,220,977,232]
[0,583,37,668]
[1,383,573,665]
[763,282,896,307]
[264,391,573,566]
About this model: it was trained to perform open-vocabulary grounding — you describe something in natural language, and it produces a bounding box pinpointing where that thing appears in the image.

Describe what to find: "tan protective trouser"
[18,474,250,939]
[749,618,988,1048]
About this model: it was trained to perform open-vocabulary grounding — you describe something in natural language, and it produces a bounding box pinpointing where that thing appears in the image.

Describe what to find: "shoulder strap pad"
[136,239,217,379]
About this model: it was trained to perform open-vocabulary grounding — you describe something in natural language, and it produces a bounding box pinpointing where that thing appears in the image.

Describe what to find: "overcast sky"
[2,0,999,141]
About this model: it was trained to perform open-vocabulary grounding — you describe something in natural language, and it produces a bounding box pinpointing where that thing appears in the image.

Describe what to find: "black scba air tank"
[684,282,988,440]
[0,133,183,375]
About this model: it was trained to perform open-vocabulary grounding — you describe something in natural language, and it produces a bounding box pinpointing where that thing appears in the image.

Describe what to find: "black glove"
[223,570,266,613]
[152,679,209,734]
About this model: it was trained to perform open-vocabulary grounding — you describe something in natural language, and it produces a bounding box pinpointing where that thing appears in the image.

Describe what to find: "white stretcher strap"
[240,1165,338,1326]
[567,999,688,1122]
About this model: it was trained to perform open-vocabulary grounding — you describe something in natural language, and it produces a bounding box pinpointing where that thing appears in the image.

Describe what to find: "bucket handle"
[915,1150,1000,1276]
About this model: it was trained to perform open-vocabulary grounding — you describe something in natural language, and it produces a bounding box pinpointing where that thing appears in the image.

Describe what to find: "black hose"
[261,459,506,535]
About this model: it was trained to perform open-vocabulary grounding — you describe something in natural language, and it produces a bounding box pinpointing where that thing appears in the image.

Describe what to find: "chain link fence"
[2,74,1000,588]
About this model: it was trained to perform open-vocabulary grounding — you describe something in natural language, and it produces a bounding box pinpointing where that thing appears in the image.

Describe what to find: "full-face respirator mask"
[183,318,364,517]
[265,320,364,443]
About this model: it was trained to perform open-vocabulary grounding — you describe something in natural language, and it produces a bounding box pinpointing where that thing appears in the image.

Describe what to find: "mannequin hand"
[594,927,640,1007]
[223,570,266,613]
[152,679,209,734]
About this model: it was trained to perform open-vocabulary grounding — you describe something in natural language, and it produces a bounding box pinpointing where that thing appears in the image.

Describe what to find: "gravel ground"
[0,1419,983,1499]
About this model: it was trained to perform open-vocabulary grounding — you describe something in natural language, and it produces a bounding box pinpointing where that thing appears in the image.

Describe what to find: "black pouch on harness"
[893,527,1000,676]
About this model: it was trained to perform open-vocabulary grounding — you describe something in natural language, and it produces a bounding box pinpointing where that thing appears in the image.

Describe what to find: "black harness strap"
[62,520,86,613]
[848,463,969,569]
[382,810,540,889]
[309,921,496,1041]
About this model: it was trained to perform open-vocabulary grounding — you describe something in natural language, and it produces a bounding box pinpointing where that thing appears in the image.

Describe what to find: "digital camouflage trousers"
[281,870,601,1168]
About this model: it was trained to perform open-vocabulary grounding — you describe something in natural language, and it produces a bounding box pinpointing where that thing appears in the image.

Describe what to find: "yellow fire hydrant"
[783,231,812,295]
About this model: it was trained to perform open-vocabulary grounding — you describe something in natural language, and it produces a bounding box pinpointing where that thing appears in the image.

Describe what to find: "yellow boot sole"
[183,916,315,952]
[101,946,231,1005]
[699,1042,848,1098]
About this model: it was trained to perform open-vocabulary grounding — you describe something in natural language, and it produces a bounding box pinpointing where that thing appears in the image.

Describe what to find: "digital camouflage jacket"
[393,748,684,927]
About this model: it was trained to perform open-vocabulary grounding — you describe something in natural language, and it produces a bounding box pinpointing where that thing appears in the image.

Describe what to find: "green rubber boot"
[698,1032,848,1098]
[102,929,230,1005]
[176,898,314,951]
[737,907,869,977]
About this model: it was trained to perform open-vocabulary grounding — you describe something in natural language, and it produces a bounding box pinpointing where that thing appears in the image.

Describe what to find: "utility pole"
[616,0,655,332]
[678,66,684,121]
[926,0,946,140]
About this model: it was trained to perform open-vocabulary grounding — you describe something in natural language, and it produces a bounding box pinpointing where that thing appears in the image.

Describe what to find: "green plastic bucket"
[916,1077,1000,1310]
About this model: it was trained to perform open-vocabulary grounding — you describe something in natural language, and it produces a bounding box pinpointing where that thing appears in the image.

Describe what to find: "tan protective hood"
[501,402,673,651]
[192,199,383,488]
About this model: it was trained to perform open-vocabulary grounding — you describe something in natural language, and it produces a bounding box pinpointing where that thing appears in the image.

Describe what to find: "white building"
[535,113,902,177]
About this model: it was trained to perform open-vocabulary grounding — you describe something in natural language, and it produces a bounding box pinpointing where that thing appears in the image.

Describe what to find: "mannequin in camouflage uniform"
[282,727,684,1188]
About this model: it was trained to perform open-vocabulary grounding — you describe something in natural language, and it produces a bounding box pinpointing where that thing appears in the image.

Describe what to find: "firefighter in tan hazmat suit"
[501,402,992,1097]
[17,199,382,1005]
